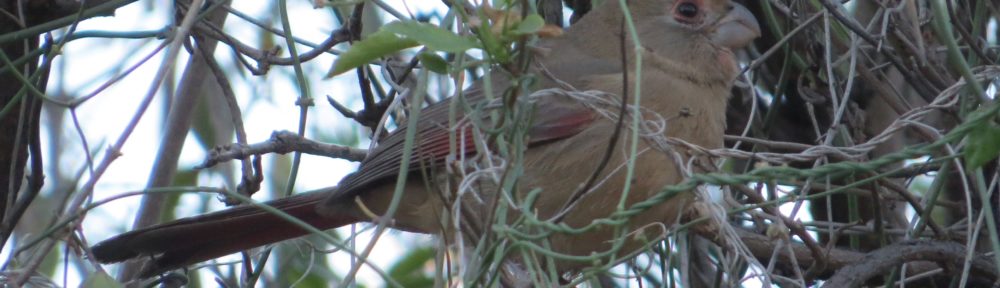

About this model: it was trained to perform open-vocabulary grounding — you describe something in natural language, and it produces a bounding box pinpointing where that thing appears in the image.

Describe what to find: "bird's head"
[559,0,760,82]
[628,0,760,51]
[614,0,760,83]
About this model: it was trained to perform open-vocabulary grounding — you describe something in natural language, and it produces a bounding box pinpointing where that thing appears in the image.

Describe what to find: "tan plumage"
[92,0,759,278]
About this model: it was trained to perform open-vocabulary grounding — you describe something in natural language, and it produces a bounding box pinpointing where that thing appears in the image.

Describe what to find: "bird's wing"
[328,84,599,202]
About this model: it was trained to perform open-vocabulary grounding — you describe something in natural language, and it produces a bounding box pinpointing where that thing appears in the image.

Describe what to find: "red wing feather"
[527,104,598,143]
[328,89,598,202]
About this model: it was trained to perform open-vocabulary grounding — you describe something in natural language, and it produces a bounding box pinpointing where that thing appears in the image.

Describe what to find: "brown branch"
[0,0,131,44]
[731,184,830,281]
[822,240,997,287]
[197,36,263,203]
[817,0,939,100]
[183,0,353,75]
[702,227,863,276]
[695,226,996,285]
[119,1,230,281]
[0,0,125,255]
[538,0,563,26]
[197,130,367,170]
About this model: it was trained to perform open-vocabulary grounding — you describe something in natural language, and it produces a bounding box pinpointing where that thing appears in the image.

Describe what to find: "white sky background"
[24,0,450,286]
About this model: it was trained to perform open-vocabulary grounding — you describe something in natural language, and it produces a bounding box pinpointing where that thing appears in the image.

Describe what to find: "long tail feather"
[91,191,355,277]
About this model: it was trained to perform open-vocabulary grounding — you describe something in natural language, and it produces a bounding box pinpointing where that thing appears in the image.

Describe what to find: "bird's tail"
[91,191,356,278]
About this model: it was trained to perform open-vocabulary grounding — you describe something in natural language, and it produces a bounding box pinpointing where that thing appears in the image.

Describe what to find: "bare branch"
[197,131,368,170]
[822,240,997,287]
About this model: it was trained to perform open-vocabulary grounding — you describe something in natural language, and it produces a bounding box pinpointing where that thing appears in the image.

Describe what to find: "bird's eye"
[675,1,700,21]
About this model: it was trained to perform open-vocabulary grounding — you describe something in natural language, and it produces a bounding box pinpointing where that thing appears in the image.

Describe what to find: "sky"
[30,0,448,286]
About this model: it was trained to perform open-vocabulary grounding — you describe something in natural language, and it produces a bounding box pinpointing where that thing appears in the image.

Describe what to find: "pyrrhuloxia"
[92,0,759,278]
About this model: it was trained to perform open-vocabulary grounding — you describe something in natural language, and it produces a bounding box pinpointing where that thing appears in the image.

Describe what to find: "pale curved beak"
[712,3,760,49]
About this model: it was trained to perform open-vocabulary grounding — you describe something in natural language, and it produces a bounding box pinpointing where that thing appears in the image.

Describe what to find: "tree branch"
[197,130,368,170]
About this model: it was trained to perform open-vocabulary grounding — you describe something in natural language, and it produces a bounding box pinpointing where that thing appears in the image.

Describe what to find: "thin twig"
[197,130,368,170]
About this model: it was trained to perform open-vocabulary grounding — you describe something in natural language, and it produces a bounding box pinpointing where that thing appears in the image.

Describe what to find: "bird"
[91,0,759,279]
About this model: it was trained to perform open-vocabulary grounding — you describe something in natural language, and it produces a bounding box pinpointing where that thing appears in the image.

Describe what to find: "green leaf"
[965,123,1000,170]
[388,247,435,286]
[475,20,509,64]
[327,30,419,77]
[417,52,448,74]
[513,14,545,35]
[382,21,479,53]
